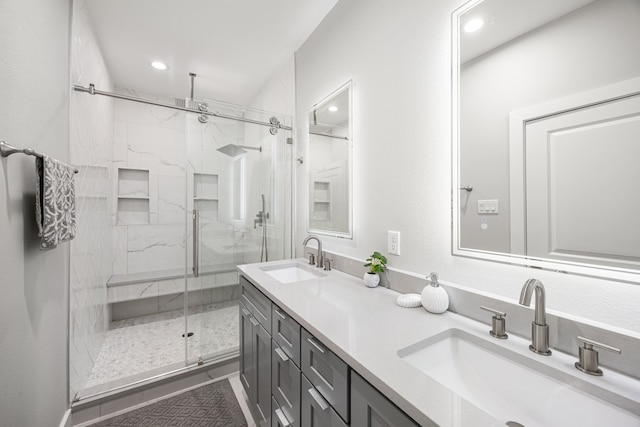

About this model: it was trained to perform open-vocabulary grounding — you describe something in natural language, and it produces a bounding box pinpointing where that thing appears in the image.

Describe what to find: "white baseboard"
[59,408,72,427]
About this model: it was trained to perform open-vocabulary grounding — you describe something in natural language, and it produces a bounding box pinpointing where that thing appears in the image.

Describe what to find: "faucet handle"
[307,252,315,265]
[575,336,621,376]
[480,306,508,339]
[323,258,332,271]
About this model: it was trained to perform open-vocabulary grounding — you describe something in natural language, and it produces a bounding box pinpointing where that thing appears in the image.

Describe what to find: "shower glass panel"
[70,87,292,401]
[186,102,292,363]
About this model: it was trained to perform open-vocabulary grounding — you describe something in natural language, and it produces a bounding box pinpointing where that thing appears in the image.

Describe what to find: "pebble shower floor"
[85,300,239,388]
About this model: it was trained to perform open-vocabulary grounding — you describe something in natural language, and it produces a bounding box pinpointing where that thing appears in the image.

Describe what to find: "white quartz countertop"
[237,259,640,427]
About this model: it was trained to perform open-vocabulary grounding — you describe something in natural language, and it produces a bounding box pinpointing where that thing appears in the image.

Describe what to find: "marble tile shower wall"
[112,93,248,275]
[112,90,187,275]
[69,0,114,399]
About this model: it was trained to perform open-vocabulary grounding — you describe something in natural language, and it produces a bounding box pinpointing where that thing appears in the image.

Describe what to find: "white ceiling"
[460,0,595,64]
[85,0,339,105]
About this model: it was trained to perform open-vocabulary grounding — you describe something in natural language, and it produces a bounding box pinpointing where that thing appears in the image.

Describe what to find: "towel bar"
[1,141,79,173]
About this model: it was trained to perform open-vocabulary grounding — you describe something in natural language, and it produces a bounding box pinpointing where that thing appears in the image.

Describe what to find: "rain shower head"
[216,144,262,157]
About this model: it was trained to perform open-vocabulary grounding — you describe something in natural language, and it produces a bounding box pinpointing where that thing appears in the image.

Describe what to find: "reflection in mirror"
[453,0,640,280]
[307,81,352,238]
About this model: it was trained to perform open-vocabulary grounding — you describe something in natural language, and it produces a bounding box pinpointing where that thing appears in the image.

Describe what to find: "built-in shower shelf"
[117,168,150,225]
[193,173,219,222]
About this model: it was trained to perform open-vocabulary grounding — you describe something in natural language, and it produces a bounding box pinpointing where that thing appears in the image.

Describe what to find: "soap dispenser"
[421,272,449,314]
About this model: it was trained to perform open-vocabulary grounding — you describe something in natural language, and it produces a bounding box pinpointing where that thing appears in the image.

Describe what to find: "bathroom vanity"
[238,259,640,427]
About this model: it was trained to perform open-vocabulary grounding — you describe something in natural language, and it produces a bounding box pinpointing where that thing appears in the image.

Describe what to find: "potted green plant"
[363,251,387,288]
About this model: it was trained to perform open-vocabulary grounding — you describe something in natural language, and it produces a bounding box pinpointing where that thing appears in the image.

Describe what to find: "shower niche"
[116,168,150,225]
[194,173,219,222]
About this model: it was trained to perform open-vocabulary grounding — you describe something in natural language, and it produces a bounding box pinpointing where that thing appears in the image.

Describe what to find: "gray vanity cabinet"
[240,276,273,427]
[240,275,419,427]
[350,371,419,427]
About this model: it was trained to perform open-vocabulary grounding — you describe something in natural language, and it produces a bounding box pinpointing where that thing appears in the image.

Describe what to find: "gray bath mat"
[90,379,247,426]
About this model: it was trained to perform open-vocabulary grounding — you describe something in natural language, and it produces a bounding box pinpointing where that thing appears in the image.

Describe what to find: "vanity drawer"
[273,396,292,427]
[272,305,301,367]
[241,275,272,330]
[272,340,301,427]
[301,375,348,427]
[351,370,419,427]
[301,329,349,423]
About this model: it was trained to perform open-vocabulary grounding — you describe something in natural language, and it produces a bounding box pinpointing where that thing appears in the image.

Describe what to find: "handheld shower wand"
[255,194,269,262]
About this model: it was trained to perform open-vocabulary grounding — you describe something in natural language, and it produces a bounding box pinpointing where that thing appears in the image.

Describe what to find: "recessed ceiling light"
[328,106,338,112]
[463,18,484,33]
[150,61,168,71]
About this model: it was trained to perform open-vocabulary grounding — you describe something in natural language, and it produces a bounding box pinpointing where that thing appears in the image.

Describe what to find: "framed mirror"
[307,81,353,238]
[452,0,640,282]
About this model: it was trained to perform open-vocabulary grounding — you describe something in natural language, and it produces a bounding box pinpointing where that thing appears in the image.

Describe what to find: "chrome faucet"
[519,278,551,355]
[302,235,323,268]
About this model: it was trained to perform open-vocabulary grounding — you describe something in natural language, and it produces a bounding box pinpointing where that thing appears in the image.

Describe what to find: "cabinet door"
[255,321,272,427]
[240,303,255,399]
[273,397,292,427]
[241,275,272,329]
[351,371,419,427]
[301,375,348,427]
[272,341,301,427]
[301,329,349,422]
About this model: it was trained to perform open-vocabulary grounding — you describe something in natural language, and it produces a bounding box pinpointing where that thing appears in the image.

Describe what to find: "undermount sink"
[260,263,326,284]
[398,328,637,426]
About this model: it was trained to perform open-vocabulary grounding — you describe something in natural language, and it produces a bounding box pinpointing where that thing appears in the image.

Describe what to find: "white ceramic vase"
[363,272,380,288]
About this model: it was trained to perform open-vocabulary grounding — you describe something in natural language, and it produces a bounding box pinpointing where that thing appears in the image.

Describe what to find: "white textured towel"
[35,156,76,250]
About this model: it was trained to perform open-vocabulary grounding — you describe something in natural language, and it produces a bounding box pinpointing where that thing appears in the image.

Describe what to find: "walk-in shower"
[69,80,292,401]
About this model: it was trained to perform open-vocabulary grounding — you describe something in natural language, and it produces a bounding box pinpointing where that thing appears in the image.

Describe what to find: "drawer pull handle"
[308,387,330,411]
[249,316,259,327]
[241,307,250,317]
[275,347,289,362]
[275,308,287,319]
[307,337,326,354]
[275,408,291,426]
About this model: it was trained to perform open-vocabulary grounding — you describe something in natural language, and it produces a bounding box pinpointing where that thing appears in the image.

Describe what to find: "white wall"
[0,0,72,425]
[295,0,640,333]
[459,0,640,252]
[249,55,296,259]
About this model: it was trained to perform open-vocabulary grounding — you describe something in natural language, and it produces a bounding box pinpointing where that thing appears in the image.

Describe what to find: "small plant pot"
[363,272,380,288]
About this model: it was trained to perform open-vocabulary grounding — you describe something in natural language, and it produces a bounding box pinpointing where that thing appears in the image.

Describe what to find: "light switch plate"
[478,199,499,214]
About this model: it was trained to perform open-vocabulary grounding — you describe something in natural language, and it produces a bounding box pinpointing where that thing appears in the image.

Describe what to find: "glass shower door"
[185,103,292,364]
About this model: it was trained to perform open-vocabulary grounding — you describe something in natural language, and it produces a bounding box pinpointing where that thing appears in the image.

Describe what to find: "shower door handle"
[192,209,199,278]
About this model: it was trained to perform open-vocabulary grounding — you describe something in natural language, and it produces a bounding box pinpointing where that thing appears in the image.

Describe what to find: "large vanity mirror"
[452,0,640,282]
[307,81,353,238]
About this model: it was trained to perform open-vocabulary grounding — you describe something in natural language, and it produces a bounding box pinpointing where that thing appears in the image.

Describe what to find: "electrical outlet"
[388,231,400,255]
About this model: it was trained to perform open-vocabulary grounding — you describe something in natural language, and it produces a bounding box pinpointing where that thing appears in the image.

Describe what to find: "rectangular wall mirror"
[307,81,353,238]
[452,0,640,282]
